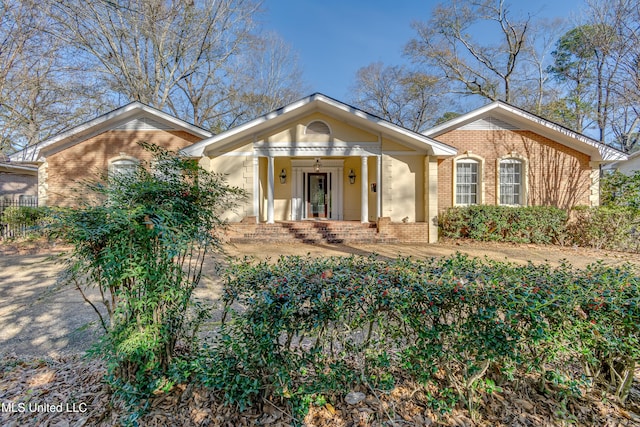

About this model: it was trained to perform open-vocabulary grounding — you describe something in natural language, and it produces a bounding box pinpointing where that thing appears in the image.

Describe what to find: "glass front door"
[307,173,328,218]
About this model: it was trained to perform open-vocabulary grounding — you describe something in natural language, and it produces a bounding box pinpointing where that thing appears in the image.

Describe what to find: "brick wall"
[43,130,202,206]
[435,129,593,210]
[224,217,431,244]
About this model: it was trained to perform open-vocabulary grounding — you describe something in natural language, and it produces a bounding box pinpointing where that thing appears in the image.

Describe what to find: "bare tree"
[349,62,444,132]
[0,0,105,158]
[406,0,530,104]
[46,0,262,129]
[220,31,307,130]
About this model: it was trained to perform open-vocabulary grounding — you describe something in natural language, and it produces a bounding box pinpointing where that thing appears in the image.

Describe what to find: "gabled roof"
[10,102,213,162]
[423,101,628,162]
[182,93,457,157]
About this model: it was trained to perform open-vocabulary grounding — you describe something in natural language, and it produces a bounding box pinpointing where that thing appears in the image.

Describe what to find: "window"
[455,159,479,205]
[499,159,523,205]
[305,120,331,135]
[108,158,138,180]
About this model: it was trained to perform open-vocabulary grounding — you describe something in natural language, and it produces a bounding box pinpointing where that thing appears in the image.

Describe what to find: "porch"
[224,218,431,244]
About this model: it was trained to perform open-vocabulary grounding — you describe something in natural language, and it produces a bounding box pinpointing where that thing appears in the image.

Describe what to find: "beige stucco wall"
[343,157,362,221]
[260,112,378,144]
[381,154,425,222]
[202,112,431,224]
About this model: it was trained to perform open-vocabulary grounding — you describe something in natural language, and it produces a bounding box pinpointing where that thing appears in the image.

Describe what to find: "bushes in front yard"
[438,205,568,244]
[197,254,639,419]
[438,204,640,252]
[569,206,640,252]
[49,142,246,410]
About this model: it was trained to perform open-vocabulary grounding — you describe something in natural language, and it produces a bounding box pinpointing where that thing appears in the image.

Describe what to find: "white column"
[267,156,275,224]
[253,156,259,223]
[376,155,382,220]
[361,156,369,223]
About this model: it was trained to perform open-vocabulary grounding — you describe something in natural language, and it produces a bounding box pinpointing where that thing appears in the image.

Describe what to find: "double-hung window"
[455,159,479,205]
[499,159,523,205]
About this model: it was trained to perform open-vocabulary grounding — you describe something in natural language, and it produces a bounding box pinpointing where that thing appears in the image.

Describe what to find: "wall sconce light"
[279,168,287,184]
[314,158,321,172]
[348,169,356,184]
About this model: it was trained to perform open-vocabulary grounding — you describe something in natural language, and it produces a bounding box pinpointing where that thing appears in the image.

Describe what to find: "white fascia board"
[424,101,626,161]
[11,102,211,162]
[183,93,458,157]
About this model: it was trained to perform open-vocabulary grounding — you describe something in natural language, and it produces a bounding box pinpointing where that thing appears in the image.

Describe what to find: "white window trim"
[453,153,484,206]
[496,155,528,206]
[108,155,139,179]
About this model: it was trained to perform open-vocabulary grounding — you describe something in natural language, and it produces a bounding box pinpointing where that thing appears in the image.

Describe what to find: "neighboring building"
[424,101,626,211]
[9,102,212,206]
[604,150,640,175]
[0,162,38,202]
[8,94,629,242]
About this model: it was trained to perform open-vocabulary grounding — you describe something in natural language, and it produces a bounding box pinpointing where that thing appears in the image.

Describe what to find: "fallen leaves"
[1,354,639,426]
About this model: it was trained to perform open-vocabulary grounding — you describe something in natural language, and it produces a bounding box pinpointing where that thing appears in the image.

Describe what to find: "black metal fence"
[0,196,40,240]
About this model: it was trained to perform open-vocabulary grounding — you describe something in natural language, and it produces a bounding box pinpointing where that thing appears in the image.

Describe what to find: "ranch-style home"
[10,93,627,243]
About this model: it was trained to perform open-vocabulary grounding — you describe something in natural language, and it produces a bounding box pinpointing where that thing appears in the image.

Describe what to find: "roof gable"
[10,102,212,162]
[182,93,457,157]
[424,101,627,162]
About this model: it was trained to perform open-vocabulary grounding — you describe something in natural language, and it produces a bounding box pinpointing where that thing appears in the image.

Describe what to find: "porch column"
[361,155,369,223]
[267,155,275,224]
[376,155,382,219]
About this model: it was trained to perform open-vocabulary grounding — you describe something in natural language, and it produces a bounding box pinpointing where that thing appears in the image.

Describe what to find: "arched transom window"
[108,158,138,180]
[305,120,331,135]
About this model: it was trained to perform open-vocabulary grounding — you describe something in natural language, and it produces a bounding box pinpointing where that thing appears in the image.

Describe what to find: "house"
[604,150,640,175]
[423,101,626,210]
[9,94,628,243]
[9,102,212,206]
[182,94,457,242]
[0,161,38,202]
[183,94,626,242]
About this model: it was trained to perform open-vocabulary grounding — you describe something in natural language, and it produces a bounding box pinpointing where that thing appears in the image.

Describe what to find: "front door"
[307,173,328,218]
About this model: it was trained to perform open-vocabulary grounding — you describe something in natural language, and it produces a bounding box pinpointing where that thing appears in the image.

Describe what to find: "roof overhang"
[182,93,457,158]
[424,101,628,163]
[0,162,38,174]
[10,102,213,162]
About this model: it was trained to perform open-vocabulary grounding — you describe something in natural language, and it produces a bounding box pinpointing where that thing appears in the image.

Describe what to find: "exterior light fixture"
[279,168,287,184]
[348,169,356,184]
[314,158,321,172]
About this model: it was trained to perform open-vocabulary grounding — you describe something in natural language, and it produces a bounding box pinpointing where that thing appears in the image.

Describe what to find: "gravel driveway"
[1,241,637,357]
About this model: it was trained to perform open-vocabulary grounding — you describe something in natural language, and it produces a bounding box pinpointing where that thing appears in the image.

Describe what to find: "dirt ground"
[0,239,638,358]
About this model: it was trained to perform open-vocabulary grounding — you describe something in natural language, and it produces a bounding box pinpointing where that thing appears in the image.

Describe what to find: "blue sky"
[263,0,587,101]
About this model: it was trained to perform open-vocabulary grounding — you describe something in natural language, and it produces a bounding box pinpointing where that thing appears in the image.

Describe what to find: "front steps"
[226,220,400,244]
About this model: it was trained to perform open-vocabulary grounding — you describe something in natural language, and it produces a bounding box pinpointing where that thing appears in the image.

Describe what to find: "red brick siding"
[435,130,592,210]
[44,130,202,206]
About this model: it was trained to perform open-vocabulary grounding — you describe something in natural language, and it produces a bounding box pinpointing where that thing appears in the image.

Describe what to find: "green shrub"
[49,142,246,409]
[569,206,640,252]
[207,254,640,418]
[438,205,568,244]
[601,170,640,210]
[1,206,43,226]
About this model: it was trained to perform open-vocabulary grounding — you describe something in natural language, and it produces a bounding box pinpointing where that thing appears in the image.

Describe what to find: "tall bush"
[50,142,245,400]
